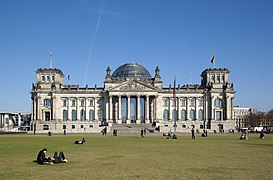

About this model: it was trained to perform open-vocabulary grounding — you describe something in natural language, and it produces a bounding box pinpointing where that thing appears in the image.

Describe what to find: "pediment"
[108,79,158,92]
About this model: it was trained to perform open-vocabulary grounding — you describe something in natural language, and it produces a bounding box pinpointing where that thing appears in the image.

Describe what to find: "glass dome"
[112,63,152,80]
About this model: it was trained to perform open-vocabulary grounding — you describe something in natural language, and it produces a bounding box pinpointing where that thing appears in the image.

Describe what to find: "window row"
[163,98,203,107]
[43,124,94,130]
[163,109,204,121]
[41,75,55,82]
[62,110,103,121]
[211,75,225,83]
[62,98,103,107]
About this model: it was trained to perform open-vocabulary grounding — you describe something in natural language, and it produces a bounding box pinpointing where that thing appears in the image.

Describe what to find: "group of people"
[36,148,68,165]
[163,129,177,139]
[36,137,87,165]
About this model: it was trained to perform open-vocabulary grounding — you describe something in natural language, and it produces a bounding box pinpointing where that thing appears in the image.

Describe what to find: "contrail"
[84,1,107,85]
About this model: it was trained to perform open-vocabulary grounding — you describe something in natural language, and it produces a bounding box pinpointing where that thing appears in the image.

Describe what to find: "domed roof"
[112,63,152,80]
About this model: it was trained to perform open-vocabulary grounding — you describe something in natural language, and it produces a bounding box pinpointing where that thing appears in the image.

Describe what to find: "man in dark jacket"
[37,148,50,164]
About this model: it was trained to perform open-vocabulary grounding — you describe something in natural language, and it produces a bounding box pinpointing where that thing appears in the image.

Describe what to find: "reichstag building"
[30,63,235,133]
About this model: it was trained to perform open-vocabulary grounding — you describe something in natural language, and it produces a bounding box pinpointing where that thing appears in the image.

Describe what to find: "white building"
[0,111,31,132]
[233,106,257,129]
[30,63,235,133]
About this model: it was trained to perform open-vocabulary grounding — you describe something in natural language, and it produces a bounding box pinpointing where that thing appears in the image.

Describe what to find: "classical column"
[94,97,97,121]
[150,98,154,122]
[118,96,122,124]
[145,95,150,123]
[84,97,87,121]
[67,98,70,121]
[154,96,158,121]
[51,95,55,120]
[211,96,215,120]
[105,97,109,122]
[137,95,141,124]
[76,98,80,121]
[195,97,198,120]
[38,96,41,120]
[168,97,171,121]
[109,95,113,122]
[177,98,181,121]
[127,95,131,124]
[186,97,189,121]
[226,96,230,120]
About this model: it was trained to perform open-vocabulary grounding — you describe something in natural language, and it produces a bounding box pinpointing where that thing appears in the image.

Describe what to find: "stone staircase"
[110,123,158,134]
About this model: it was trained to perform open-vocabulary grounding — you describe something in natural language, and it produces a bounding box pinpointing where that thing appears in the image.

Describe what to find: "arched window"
[98,110,103,122]
[97,98,103,107]
[42,76,45,81]
[163,110,169,121]
[181,109,186,121]
[172,110,177,121]
[211,75,215,82]
[190,109,195,121]
[198,109,203,120]
[63,110,68,121]
[72,110,77,121]
[89,110,95,121]
[80,109,85,121]
[214,98,222,108]
[47,76,50,81]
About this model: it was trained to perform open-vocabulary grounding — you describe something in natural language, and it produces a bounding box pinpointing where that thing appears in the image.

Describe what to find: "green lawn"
[0,133,272,180]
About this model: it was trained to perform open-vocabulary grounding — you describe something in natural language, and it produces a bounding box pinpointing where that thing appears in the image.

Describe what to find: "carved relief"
[119,82,147,90]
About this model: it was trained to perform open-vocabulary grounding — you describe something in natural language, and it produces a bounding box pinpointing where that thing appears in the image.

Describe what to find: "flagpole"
[49,52,52,69]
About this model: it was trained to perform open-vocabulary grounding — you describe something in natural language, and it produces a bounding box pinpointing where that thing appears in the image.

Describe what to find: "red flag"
[173,77,176,98]
[211,55,215,64]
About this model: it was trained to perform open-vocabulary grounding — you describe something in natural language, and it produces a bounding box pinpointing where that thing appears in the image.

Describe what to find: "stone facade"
[30,63,235,133]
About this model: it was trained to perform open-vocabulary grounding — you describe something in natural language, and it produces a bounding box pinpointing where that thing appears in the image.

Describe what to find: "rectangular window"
[45,112,50,121]
[163,99,169,107]
[43,125,49,130]
[190,99,195,107]
[181,99,186,107]
[63,125,66,129]
[198,99,203,107]
[63,100,67,107]
[172,100,176,107]
[90,99,94,107]
[81,100,85,107]
[216,111,222,120]
[72,125,75,129]
[72,100,76,107]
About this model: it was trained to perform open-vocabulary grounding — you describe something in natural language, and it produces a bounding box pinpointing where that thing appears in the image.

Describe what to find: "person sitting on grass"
[36,148,68,165]
[75,138,86,144]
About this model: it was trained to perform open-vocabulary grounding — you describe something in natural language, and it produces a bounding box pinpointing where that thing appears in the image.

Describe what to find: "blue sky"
[0,0,272,112]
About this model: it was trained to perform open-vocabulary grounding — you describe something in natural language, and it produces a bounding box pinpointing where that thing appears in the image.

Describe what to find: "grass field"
[0,133,272,180]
